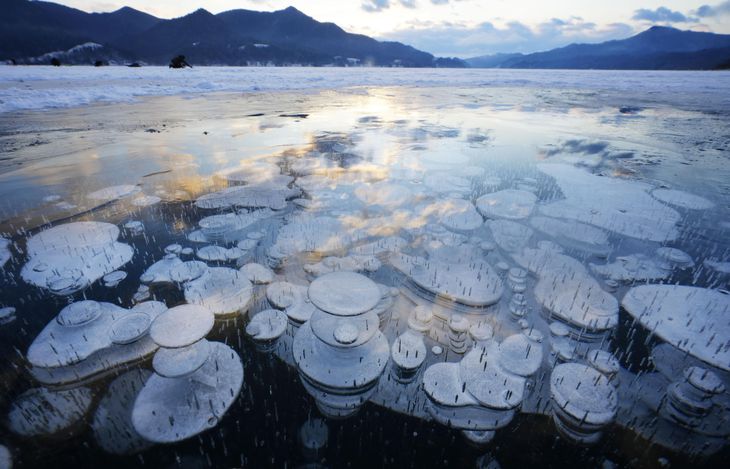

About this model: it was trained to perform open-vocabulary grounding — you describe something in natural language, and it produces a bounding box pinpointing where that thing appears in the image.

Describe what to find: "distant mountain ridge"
[466,26,730,70]
[1,0,464,67]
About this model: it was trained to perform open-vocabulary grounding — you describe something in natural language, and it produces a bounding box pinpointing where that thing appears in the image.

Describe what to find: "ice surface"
[196,184,299,210]
[21,222,133,295]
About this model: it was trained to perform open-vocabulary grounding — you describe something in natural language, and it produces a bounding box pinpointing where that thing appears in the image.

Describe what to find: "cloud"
[361,0,418,12]
[696,1,730,17]
[632,7,696,23]
[382,17,635,57]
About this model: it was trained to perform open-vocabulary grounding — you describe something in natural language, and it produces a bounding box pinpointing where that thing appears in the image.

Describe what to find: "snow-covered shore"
[1,66,729,114]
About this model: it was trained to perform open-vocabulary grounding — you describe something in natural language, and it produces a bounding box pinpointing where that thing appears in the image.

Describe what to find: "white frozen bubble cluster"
[538,163,680,242]
[87,184,140,202]
[550,363,617,444]
[184,267,253,317]
[132,304,243,443]
[246,309,287,350]
[26,300,167,384]
[21,221,134,295]
[304,255,380,278]
[293,272,390,418]
[192,209,274,244]
[196,183,300,210]
[622,285,730,371]
[268,215,354,268]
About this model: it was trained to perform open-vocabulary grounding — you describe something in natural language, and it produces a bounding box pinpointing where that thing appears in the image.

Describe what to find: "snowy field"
[1,66,730,114]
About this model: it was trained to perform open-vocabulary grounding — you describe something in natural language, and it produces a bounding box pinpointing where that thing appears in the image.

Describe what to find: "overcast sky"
[50,0,730,57]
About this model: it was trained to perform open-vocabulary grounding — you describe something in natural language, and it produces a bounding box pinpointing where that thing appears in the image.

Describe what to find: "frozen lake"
[0,67,729,468]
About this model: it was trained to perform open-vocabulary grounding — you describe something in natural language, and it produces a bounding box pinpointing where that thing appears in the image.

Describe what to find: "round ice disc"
[153,340,211,378]
[149,304,214,348]
[550,363,617,425]
[498,334,542,377]
[308,271,381,316]
[109,312,152,345]
[56,301,102,327]
[246,309,287,341]
[169,261,208,283]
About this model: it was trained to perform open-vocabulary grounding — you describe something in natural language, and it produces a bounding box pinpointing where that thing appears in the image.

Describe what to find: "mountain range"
[2,1,729,70]
[467,26,730,70]
[0,0,464,67]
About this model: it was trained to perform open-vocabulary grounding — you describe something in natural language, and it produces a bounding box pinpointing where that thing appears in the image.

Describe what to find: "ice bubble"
[651,188,715,210]
[460,347,528,410]
[181,247,194,256]
[0,237,10,268]
[403,256,504,309]
[7,387,92,437]
[350,236,407,257]
[391,331,427,379]
[476,189,537,220]
[590,254,671,283]
[197,209,273,243]
[622,285,730,371]
[538,163,680,242]
[123,220,144,235]
[308,272,381,317]
[240,262,275,284]
[196,245,231,262]
[21,221,133,295]
[408,305,434,334]
[487,219,534,253]
[152,339,211,378]
[304,255,381,277]
[268,215,353,266]
[529,216,610,255]
[586,350,620,379]
[92,369,152,455]
[195,184,299,210]
[0,306,17,325]
[132,341,243,443]
[655,247,694,269]
[216,162,290,186]
[168,261,208,284]
[140,254,183,284]
[266,282,316,323]
[299,418,328,460]
[550,363,617,443]
[704,259,730,274]
[184,267,253,317]
[149,304,214,348]
[131,194,162,207]
[164,244,183,254]
[434,198,483,232]
[87,184,140,202]
[102,270,127,287]
[246,309,287,342]
[27,301,166,384]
